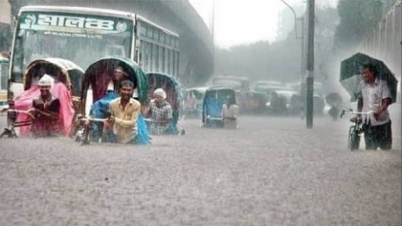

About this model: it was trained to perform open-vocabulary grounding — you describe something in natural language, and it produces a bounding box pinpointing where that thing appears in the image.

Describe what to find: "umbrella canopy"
[146,72,183,130]
[146,72,183,108]
[81,57,148,109]
[23,58,84,96]
[340,53,398,103]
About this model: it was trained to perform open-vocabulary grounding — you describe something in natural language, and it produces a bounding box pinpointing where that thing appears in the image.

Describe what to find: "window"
[153,30,159,41]
[146,42,152,71]
[139,40,146,68]
[166,49,170,74]
[146,26,153,39]
[139,23,147,37]
[160,32,165,44]
[154,45,159,72]
[150,43,156,72]
[170,36,174,47]
[172,50,176,77]
[167,36,171,47]
[176,52,180,77]
[159,46,164,72]
[161,48,165,72]
[175,38,179,49]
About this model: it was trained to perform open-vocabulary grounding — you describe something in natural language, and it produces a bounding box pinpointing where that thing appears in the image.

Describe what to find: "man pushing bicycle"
[357,64,392,150]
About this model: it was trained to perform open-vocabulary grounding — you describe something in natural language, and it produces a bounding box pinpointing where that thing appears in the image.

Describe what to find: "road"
[0,112,400,226]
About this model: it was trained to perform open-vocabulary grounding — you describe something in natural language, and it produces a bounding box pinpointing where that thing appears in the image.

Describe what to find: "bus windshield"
[11,11,133,82]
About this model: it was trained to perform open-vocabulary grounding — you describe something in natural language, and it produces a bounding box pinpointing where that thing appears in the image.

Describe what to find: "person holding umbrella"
[357,63,392,150]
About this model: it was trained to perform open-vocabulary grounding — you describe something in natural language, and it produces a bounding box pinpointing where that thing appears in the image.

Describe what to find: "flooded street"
[0,110,400,226]
[0,0,401,225]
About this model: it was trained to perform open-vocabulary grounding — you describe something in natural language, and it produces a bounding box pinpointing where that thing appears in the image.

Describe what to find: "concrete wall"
[358,1,401,77]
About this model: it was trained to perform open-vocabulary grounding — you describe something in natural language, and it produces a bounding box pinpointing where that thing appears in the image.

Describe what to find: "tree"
[334,0,383,53]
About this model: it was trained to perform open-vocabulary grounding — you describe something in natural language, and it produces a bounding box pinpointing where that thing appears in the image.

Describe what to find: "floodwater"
[0,109,400,225]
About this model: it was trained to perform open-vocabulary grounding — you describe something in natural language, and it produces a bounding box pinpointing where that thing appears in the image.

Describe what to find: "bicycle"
[0,109,34,138]
[340,109,373,151]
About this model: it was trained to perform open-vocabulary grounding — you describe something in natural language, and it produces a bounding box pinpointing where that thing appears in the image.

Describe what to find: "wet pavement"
[0,111,400,226]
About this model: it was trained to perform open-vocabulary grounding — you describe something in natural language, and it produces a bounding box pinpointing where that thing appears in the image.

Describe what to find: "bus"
[8,5,180,99]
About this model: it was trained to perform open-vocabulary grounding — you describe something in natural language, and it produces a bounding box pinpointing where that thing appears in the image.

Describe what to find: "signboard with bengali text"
[19,12,133,35]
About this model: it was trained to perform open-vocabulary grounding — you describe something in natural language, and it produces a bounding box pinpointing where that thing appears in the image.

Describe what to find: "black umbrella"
[340,53,398,103]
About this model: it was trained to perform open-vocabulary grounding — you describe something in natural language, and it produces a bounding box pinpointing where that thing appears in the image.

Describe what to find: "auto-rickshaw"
[145,72,183,135]
[77,57,149,144]
[2,58,83,137]
[201,86,237,128]
[182,86,208,119]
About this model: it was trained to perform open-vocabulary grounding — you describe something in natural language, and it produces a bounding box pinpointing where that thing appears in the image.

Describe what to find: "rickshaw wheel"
[0,128,18,138]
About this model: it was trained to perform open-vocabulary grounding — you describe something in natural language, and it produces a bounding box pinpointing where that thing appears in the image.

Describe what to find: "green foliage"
[334,0,383,51]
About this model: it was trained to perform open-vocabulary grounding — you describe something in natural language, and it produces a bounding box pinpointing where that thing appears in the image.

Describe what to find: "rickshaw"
[182,86,208,119]
[212,76,249,113]
[1,58,84,138]
[145,72,183,135]
[77,57,149,144]
[201,86,237,128]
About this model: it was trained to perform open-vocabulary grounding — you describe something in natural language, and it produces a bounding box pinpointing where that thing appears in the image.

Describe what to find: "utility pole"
[299,16,306,120]
[306,0,315,128]
[211,0,216,77]
[279,0,306,121]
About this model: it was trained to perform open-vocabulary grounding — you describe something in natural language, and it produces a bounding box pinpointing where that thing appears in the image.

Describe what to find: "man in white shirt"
[357,64,392,150]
